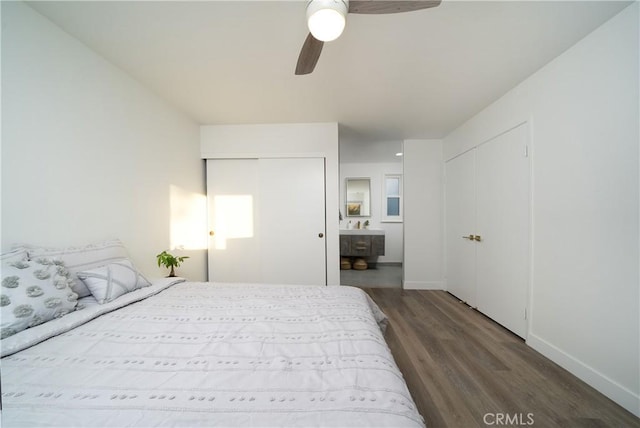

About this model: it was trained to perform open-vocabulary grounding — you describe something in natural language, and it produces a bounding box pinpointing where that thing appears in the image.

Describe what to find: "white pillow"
[1,257,78,339]
[77,259,151,304]
[26,239,130,298]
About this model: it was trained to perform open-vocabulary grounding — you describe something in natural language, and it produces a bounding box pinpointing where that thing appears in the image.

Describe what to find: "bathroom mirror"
[345,178,371,217]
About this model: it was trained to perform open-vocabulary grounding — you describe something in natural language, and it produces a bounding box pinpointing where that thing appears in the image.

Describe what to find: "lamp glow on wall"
[307,0,348,42]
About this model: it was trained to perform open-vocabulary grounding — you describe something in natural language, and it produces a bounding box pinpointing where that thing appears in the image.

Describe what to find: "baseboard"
[527,333,640,417]
[402,281,444,290]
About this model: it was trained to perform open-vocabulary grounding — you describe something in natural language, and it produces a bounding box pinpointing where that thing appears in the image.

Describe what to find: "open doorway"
[338,139,403,289]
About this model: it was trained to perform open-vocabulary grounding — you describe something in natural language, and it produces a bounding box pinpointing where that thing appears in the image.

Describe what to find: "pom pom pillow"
[25,239,130,298]
[1,256,78,339]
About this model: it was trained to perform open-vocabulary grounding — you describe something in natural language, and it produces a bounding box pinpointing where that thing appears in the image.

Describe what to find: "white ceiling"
[27,0,631,144]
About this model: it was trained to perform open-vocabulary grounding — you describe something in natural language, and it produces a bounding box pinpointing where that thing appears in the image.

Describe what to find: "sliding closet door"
[476,124,530,338]
[207,159,261,283]
[259,158,326,285]
[207,158,326,285]
[445,149,477,307]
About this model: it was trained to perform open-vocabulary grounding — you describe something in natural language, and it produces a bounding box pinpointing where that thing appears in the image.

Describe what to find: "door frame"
[200,123,341,285]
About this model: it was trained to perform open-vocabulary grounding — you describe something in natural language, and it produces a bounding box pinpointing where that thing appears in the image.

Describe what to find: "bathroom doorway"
[338,138,403,289]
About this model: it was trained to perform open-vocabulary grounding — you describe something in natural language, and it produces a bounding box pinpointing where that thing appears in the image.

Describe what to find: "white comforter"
[1,281,424,427]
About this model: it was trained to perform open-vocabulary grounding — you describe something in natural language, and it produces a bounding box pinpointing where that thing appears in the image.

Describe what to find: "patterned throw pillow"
[26,239,131,298]
[77,259,151,304]
[1,257,78,339]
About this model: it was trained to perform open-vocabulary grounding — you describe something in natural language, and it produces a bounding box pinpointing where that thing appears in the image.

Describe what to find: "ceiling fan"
[295,0,442,75]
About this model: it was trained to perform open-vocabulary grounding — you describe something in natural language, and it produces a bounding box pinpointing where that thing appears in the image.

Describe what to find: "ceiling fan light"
[307,0,348,42]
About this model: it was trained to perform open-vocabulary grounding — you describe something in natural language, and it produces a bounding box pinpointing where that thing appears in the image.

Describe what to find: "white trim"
[525,116,535,343]
[527,333,640,417]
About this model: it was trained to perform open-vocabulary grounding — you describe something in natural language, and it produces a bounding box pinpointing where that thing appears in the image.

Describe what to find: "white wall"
[403,139,444,290]
[1,2,206,281]
[200,123,340,285]
[339,138,403,164]
[443,3,639,415]
[339,162,403,263]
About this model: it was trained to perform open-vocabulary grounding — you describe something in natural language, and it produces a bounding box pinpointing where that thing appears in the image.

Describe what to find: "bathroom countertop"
[339,229,384,235]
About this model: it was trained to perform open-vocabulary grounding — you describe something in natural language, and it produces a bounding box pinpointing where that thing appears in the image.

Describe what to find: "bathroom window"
[382,174,402,222]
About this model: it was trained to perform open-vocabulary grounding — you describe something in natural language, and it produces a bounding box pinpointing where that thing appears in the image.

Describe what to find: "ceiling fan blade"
[349,0,441,14]
[295,33,324,75]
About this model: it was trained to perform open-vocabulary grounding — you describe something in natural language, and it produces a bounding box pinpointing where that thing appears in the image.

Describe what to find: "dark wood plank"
[364,289,640,428]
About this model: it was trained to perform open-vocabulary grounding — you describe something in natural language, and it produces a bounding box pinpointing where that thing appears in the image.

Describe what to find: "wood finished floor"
[363,288,639,428]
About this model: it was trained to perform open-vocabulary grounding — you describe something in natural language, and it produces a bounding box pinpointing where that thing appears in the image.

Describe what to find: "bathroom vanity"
[339,230,385,269]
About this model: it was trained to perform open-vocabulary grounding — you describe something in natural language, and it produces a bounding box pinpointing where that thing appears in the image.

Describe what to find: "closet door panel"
[476,124,530,338]
[207,158,326,285]
[259,158,326,285]
[207,159,262,283]
[445,149,477,307]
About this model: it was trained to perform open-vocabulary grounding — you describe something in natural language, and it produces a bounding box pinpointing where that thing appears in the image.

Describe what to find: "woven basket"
[340,257,351,270]
[353,258,368,270]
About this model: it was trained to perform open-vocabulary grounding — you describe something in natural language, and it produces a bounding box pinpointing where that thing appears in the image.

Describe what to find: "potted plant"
[363,220,370,229]
[156,250,189,277]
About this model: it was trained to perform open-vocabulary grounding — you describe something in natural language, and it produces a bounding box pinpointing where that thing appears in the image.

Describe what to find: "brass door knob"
[462,235,482,242]
[209,231,215,236]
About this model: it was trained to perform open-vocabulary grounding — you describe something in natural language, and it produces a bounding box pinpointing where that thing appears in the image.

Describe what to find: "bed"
[1,250,424,428]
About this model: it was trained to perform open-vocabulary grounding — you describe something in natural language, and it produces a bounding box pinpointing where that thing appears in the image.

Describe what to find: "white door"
[476,124,530,338]
[207,159,261,283]
[259,158,326,284]
[207,158,326,285]
[445,149,477,307]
